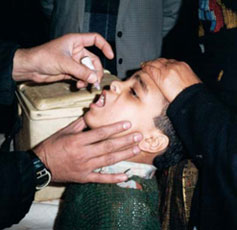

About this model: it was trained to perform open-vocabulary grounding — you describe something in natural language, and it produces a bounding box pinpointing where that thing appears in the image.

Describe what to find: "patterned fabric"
[55,176,160,230]
[83,0,120,75]
[199,0,237,34]
[158,160,198,230]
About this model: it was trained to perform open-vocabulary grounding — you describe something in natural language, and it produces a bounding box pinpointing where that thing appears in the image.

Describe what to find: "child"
[54,70,184,230]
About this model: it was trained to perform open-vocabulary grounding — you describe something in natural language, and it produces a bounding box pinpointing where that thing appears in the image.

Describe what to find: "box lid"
[16,72,117,120]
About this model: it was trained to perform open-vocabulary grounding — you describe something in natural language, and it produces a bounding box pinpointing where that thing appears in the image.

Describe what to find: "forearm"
[0,41,19,105]
[168,84,237,227]
[12,47,40,82]
[0,151,36,228]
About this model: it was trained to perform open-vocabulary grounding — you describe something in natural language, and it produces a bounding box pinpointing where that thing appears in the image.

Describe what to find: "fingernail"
[87,73,97,83]
[109,50,114,59]
[134,133,143,142]
[123,122,131,130]
[133,146,141,155]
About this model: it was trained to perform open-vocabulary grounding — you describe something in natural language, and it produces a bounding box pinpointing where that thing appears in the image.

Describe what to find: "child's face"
[85,70,166,137]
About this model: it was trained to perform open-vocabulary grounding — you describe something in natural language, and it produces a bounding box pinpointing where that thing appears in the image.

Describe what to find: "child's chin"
[84,114,99,129]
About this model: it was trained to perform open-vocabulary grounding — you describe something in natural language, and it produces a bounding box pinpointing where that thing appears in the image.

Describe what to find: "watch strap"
[27,149,51,190]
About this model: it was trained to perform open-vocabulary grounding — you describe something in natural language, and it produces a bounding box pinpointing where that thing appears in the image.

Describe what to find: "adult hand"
[33,118,142,184]
[12,33,114,88]
[142,58,201,102]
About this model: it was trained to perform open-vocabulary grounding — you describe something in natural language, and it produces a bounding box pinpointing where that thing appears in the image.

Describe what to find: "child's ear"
[139,131,169,154]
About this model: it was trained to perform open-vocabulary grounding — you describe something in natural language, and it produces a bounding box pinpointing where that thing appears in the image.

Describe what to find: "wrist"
[12,48,39,82]
[12,49,29,82]
[33,143,49,170]
[27,149,51,190]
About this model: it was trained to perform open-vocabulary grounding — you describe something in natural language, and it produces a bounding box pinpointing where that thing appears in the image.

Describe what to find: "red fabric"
[209,0,224,32]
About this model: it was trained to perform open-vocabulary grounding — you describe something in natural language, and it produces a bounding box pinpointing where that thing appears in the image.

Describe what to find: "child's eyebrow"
[134,74,148,94]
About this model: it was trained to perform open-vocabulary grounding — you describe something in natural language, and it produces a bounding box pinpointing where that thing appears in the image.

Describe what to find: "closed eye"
[129,87,139,99]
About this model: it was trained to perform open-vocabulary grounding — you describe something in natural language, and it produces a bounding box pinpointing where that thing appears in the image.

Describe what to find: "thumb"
[61,117,87,134]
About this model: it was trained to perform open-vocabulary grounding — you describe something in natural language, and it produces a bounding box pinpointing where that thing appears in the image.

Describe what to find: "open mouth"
[94,91,106,107]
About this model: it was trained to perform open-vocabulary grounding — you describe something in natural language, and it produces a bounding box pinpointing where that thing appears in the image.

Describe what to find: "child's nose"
[110,80,122,94]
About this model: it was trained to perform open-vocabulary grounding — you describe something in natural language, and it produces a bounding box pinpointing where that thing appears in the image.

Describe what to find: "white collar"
[95,161,157,179]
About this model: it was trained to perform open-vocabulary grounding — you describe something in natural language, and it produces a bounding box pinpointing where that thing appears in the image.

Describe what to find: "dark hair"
[153,104,184,170]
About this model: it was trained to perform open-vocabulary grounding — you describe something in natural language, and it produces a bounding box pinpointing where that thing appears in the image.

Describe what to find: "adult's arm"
[0,151,36,229]
[0,41,19,105]
[0,40,37,229]
[0,41,36,229]
[167,84,237,228]
[142,59,237,228]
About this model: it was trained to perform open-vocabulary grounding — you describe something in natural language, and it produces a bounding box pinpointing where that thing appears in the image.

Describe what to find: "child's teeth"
[96,95,105,107]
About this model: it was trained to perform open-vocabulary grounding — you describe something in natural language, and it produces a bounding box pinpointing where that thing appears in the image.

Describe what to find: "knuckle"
[180,61,189,68]
[96,127,108,140]
[122,134,133,145]
[104,140,115,153]
[169,68,177,76]
[92,32,100,37]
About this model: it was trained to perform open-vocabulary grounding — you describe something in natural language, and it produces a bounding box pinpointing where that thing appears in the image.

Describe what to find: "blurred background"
[0,0,49,47]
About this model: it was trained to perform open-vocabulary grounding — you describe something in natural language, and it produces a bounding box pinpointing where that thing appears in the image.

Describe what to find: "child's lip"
[90,90,107,108]
[102,90,106,97]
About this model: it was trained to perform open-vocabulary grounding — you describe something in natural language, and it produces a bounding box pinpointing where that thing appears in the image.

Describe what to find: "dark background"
[0,0,49,47]
[0,1,50,134]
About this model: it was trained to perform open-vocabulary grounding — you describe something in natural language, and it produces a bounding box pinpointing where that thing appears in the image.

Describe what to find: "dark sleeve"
[0,40,20,106]
[167,83,237,228]
[0,151,36,229]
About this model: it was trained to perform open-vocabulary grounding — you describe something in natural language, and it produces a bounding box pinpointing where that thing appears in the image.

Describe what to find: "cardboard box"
[15,72,117,201]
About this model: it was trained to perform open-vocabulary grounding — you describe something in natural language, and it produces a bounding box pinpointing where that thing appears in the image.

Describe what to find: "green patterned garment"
[55,176,160,230]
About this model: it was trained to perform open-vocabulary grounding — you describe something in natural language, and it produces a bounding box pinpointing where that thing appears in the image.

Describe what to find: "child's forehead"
[128,70,150,83]
[129,70,160,91]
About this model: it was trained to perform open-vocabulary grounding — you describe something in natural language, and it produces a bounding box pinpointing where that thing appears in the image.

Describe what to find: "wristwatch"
[27,149,52,190]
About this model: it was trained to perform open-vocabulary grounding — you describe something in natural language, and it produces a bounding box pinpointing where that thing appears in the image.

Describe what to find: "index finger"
[77,121,132,145]
[76,33,114,59]
[142,64,162,86]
